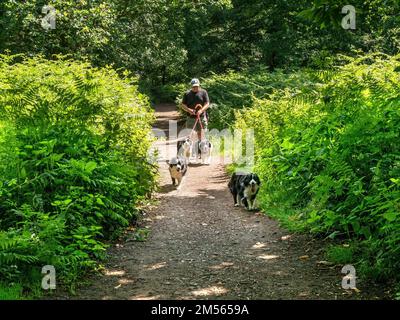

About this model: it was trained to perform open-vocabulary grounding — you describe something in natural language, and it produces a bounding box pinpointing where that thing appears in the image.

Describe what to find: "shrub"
[233,53,400,291]
[0,55,156,296]
[168,68,319,129]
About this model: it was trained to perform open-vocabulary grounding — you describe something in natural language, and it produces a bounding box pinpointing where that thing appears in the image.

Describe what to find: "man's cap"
[191,78,200,87]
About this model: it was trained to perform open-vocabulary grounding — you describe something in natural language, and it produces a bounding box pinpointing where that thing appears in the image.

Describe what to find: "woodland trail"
[63,104,377,300]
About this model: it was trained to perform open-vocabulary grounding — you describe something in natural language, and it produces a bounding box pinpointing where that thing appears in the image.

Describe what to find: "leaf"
[390,178,399,185]
[383,211,397,222]
[281,138,294,150]
[85,161,97,174]
[50,153,65,162]
[96,197,105,206]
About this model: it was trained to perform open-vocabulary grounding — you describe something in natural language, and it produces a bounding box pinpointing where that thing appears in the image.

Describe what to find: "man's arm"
[199,90,210,114]
[197,102,210,115]
[201,102,210,113]
[181,93,195,115]
[181,103,195,115]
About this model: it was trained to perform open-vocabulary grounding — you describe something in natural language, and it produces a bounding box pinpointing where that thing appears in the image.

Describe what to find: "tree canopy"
[1,0,398,84]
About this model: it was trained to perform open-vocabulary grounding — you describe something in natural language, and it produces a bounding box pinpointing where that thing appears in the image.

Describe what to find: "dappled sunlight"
[144,261,168,271]
[173,189,219,199]
[257,254,280,261]
[209,262,234,270]
[272,271,288,276]
[130,293,162,300]
[104,270,126,276]
[173,182,231,200]
[191,285,228,297]
[118,278,135,285]
[252,242,267,249]
[154,214,167,221]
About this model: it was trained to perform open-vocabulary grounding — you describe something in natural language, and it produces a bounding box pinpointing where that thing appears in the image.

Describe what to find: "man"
[181,78,210,141]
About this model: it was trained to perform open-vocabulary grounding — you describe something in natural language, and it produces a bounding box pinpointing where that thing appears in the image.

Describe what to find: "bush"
[233,53,400,291]
[0,55,156,296]
[325,245,354,265]
[142,82,187,104]
[168,68,318,130]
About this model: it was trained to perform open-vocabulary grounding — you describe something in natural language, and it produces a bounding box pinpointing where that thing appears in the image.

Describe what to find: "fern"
[0,236,38,265]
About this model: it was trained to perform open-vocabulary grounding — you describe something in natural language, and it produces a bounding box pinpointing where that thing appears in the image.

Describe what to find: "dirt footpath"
[63,104,378,300]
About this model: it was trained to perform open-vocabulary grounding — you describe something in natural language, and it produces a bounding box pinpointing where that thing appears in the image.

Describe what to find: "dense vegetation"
[237,54,399,285]
[0,55,156,297]
[180,54,399,294]
[1,0,399,86]
[0,0,399,299]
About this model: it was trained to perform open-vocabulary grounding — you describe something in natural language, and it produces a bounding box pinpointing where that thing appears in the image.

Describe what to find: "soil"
[54,104,387,300]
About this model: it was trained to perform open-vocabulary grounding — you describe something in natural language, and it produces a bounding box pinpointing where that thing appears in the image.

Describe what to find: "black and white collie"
[228,172,261,211]
[177,138,193,164]
[167,156,188,187]
[196,139,212,165]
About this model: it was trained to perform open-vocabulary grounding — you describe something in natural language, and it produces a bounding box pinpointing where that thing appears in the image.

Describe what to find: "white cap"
[191,78,200,87]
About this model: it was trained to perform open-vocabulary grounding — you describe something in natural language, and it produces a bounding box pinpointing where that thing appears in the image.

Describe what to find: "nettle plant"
[0,55,156,294]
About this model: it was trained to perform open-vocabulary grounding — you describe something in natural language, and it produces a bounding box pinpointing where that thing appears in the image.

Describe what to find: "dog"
[167,156,188,187]
[177,138,193,164]
[197,139,213,165]
[228,172,261,211]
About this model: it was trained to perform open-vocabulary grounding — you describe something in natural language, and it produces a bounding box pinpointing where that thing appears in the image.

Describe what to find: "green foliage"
[325,245,354,265]
[131,228,150,242]
[1,0,398,88]
[0,0,187,84]
[0,0,399,299]
[172,67,316,129]
[144,83,187,104]
[0,55,156,297]
[0,1,115,63]
[0,283,24,300]
[233,54,400,288]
